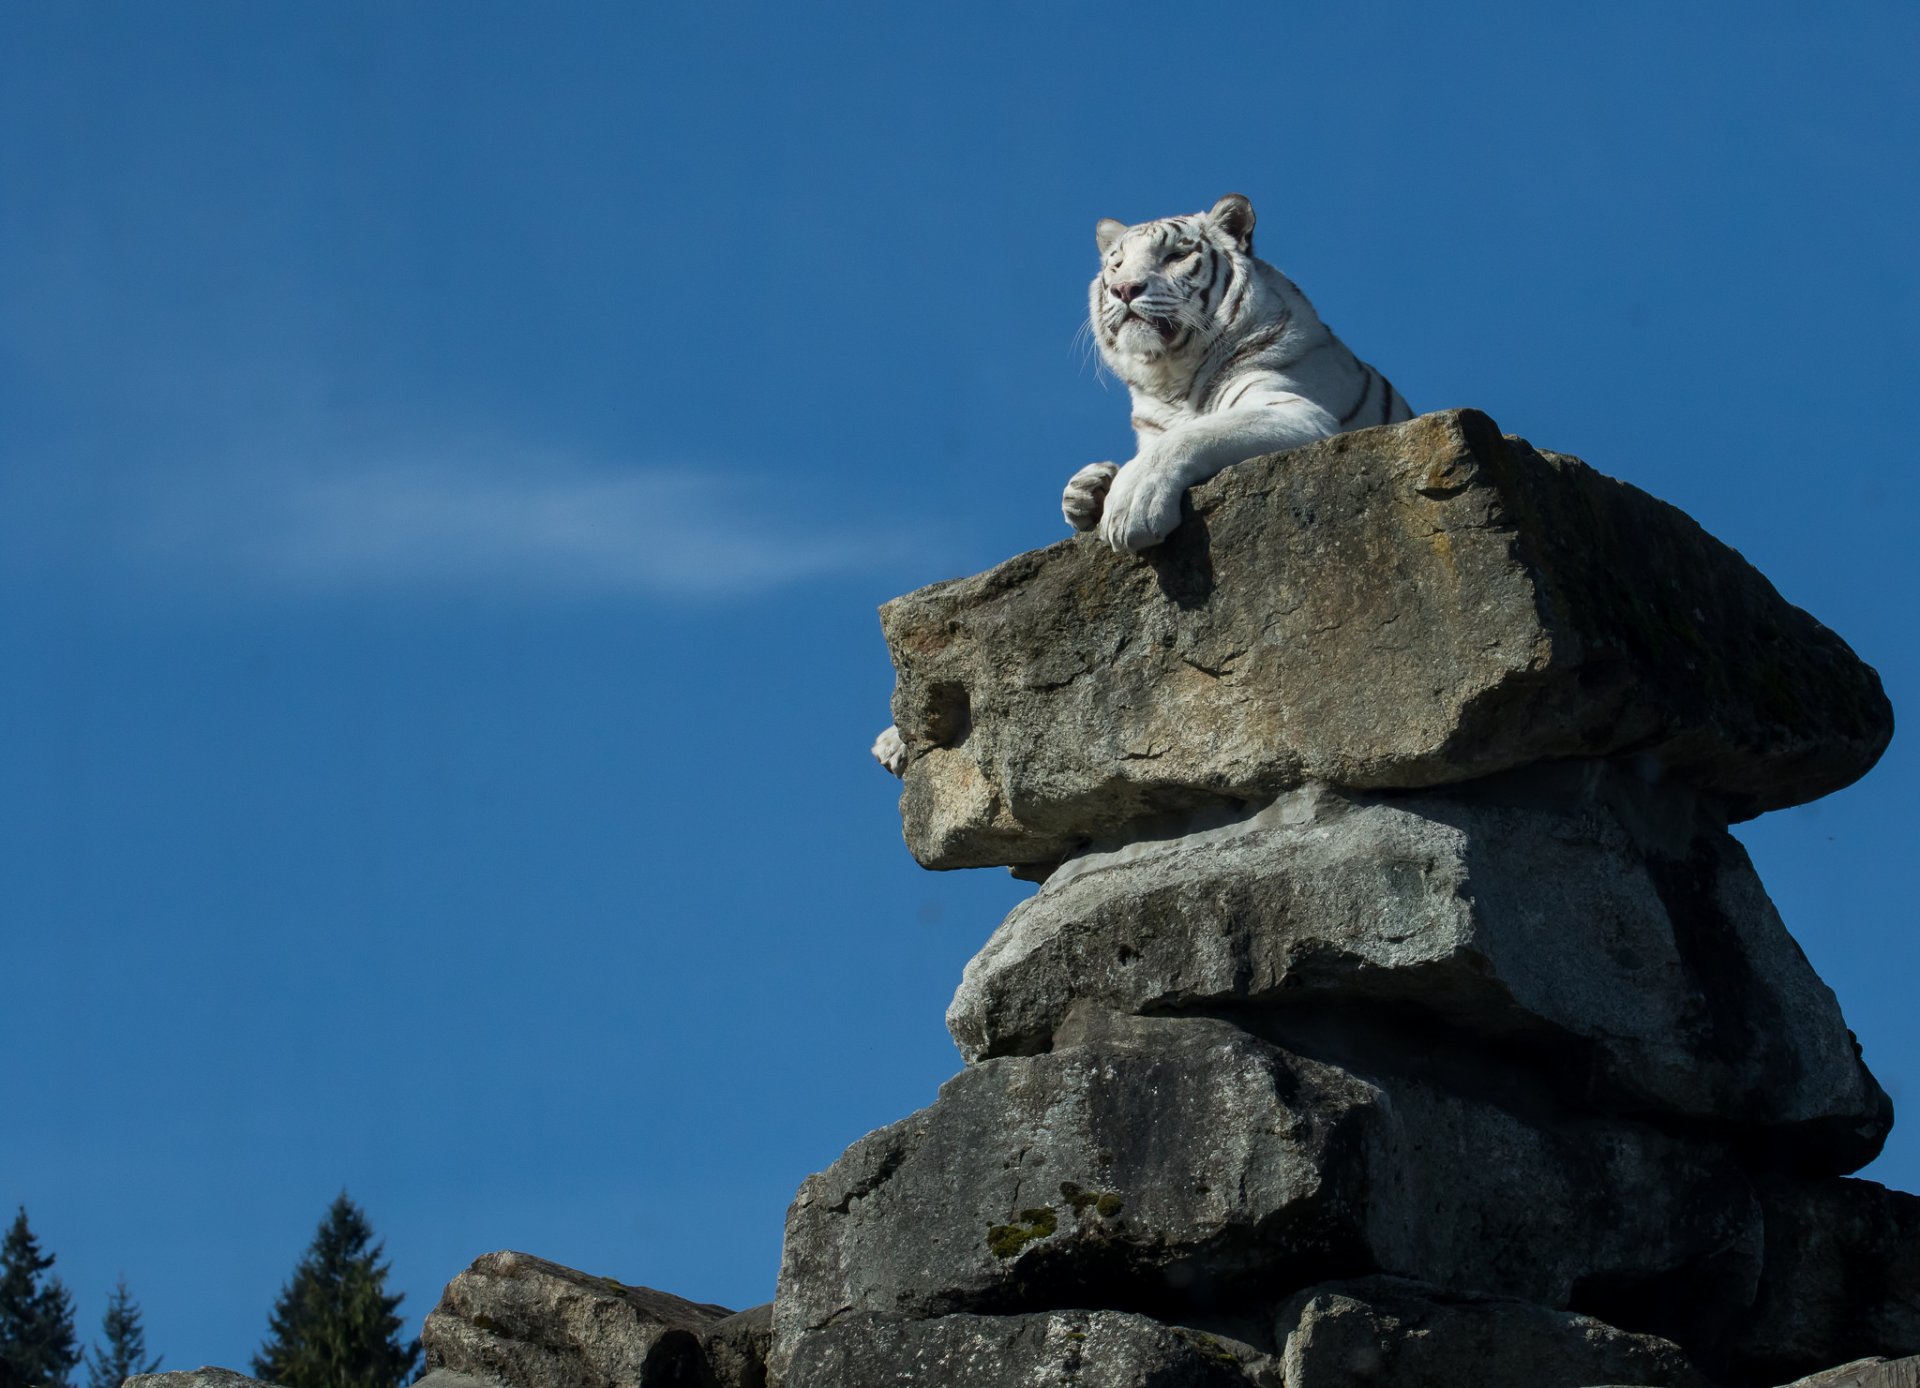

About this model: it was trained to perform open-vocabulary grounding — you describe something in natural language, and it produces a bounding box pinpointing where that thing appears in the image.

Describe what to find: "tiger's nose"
[1110,280,1147,304]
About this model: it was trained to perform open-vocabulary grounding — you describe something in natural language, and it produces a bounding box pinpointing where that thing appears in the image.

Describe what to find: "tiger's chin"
[1118,313,1175,341]
[1108,318,1183,365]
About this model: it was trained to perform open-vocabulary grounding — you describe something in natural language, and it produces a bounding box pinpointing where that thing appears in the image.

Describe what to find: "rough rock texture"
[782,1310,1281,1386]
[1275,1276,1710,1388]
[773,1012,1760,1380]
[701,1304,771,1388]
[1781,1359,1920,1388]
[752,414,1913,1384]
[947,773,1889,1173]
[1731,1180,1920,1384]
[422,1251,766,1388]
[126,1374,281,1388]
[882,410,1892,869]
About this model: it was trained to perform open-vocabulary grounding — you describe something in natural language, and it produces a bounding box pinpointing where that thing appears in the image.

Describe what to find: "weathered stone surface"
[126,1373,281,1388]
[702,1303,770,1388]
[782,1310,1280,1387]
[1274,1276,1708,1388]
[772,1014,1760,1377]
[422,1250,765,1388]
[1732,1180,1920,1384]
[948,773,1889,1172]
[1781,1357,1920,1388]
[881,409,1891,869]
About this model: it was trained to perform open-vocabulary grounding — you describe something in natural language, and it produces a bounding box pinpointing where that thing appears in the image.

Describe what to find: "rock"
[412,1374,502,1388]
[1780,1358,1920,1388]
[771,1014,1760,1378]
[880,409,1892,869]
[126,1373,282,1388]
[702,1303,771,1388]
[1274,1276,1709,1388]
[781,1309,1280,1387]
[1731,1180,1920,1384]
[947,772,1889,1173]
[421,1250,766,1388]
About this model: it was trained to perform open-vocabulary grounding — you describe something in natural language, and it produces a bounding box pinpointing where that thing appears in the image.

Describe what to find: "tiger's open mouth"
[1119,309,1178,341]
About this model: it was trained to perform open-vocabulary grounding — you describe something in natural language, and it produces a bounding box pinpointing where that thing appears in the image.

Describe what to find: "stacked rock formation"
[767,410,1913,1387]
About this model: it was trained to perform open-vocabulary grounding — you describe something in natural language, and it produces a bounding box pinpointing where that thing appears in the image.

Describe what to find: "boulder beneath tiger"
[880,409,1892,871]
[945,772,1890,1175]
[1731,1178,1920,1385]
[1275,1276,1711,1388]
[781,1310,1283,1387]
[774,1281,1715,1388]
[770,1012,1763,1382]
[421,1250,769,1388]
[1779,1358,1920,1388]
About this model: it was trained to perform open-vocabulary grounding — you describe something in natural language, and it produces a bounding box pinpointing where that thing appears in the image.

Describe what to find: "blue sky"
[2,0,1915,1368]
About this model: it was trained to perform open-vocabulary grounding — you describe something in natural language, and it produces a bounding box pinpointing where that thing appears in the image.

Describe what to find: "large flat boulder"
[881,410,1891,869]
[947,774,1889,1172]
[1781,1359,1920,1388]
[781,1310,1280,1387]
[1732,1179,1920,1384]
[421,1251,765,1388]
[771,1014,1760,1374]
[1274,1276,1709,1388]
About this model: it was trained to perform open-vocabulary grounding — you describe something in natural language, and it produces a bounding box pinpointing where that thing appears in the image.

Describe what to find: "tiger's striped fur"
[1072,192,1412,552]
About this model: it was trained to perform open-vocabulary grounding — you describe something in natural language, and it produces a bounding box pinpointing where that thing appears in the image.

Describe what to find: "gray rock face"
[772,1013,1759,1381]
[948,774,1889,1173]
[752,413,1910,1384]
[881,410,1892,869]
[421,1251,765,1388]
[1733,1180,1920,1384]
[783,1310,1281,1387]
[1782,1358,1920,1388]
[1275,1276,1709,1388]
[701,1303,770,1388]
[126,1373,280,1388]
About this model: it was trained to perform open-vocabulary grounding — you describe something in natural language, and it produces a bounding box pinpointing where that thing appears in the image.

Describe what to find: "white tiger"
[872,193,1409,776]
[1067,191,1412,552]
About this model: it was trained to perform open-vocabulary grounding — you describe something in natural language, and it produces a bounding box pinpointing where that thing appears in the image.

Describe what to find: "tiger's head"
[1090,192,1259,386]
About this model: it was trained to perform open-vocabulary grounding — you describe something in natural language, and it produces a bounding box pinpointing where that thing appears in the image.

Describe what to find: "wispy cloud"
[10,438,934,602]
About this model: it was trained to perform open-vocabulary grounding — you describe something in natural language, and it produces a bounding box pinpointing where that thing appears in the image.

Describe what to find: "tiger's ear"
[1095,218,1128,255]
[1209,193,1255,252]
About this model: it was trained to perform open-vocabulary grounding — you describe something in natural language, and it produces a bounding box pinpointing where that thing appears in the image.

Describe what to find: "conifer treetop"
[85,1276,159,1388]
[0,1207,80,1388]
[252,1193,419,1388]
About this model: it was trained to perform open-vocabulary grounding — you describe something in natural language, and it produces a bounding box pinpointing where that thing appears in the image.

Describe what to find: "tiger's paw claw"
[1062,461,1120,532]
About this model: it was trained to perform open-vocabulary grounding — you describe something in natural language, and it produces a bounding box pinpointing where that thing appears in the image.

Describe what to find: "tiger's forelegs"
[1100,405,1338,553]
[1062,461,1119,532]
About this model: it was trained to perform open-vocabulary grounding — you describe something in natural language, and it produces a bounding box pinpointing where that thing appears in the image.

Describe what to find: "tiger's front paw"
[1062,461,1119,532]
[1098,460,1187,553]
[872,724,908,777]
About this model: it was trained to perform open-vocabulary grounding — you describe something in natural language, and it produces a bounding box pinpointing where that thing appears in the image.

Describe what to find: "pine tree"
[251,1194,419,1388]
[0,1208,80,1388]
[84,1278,158,1388]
